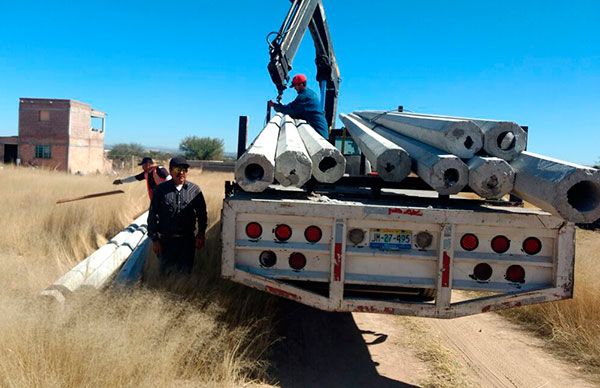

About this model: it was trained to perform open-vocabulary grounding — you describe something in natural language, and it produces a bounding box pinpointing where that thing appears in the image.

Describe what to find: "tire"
[418,288,436,301]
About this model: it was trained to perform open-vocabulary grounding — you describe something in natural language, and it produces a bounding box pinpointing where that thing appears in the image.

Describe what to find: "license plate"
[369,229,412,250]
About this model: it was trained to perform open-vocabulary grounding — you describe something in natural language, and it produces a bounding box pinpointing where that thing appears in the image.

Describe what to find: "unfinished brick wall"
[17,98,108,173]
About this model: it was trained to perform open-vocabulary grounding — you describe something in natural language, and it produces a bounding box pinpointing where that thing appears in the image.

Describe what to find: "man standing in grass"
[113,156,171,200]
[147,156,207,275]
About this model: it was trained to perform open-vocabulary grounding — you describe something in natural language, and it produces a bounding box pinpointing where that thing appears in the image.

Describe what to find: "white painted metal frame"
[221,196,575,319]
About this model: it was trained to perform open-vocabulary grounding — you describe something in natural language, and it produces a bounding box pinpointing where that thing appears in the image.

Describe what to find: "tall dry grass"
[501,228,600,381]
[0,166,278,387]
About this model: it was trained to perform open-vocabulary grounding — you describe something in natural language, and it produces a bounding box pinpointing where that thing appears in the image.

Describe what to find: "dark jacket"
[134,165,169,191]
[148,180,207,241]
[273,88,329,138]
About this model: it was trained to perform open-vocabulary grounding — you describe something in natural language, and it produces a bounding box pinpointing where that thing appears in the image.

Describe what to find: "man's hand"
[195,233,206,249]
[112,179,122,185]
[268,100,275,108]
[152,241,162,256]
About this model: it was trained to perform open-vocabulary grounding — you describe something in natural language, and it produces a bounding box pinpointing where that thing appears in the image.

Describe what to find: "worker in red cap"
[268,74,329,138]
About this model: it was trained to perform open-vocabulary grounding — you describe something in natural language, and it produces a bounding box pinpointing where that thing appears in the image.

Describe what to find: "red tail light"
[522,237,542,255]
[274,224,292,241]
[259,251,276,268]
[289,252,307,270]
[471,263,493,281]
[460,233,479,251]
[304,226,322,243]
[505,265,525,283]
[245,222,262,239]
[491,235,510,253]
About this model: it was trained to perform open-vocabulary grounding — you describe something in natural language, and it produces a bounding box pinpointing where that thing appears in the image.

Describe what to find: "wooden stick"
[56,189,125,204]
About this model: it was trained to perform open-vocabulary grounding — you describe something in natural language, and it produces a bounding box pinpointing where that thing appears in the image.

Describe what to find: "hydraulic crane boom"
[267,0,340,131]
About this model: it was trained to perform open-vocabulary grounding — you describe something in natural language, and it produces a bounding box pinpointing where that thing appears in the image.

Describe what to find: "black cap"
[138,156,153,165]
[169,155,190,169]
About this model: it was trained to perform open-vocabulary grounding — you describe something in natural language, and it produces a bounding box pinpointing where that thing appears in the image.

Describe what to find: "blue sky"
[0,0,598,164]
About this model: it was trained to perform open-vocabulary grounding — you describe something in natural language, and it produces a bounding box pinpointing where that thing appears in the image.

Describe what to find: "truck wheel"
[419,288,436,301]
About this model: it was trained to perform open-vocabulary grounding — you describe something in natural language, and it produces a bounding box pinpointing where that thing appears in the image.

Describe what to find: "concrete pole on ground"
[355,110,483,159]
[510,151,600,222]
[402,111,527,161]
[275,115,313,187]
[353,116,469,195]
[235,114,282,192]
[340,113,410,182]
[296,120,346,183]
[467,156,515,199]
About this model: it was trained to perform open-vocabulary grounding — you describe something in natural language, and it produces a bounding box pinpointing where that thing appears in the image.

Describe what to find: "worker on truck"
[113,156,171,200]
[268,74,329,138]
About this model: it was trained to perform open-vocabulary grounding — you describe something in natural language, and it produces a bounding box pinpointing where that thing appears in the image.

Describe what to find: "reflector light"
[522,237,542,255]
[289,252,307,271]
[472,263,493,281]
[259,250,276,268]
[460,233,479,251]
[348,228,365,245]
[505,265,525,283]
[415,231,433,249]
[274,224,292,241]
[304,225,322,243]
[491,235,510,253]
[245,222,262,239]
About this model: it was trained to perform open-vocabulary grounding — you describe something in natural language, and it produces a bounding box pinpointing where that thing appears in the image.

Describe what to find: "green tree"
[107,143,145,163]
[179,136,224,160]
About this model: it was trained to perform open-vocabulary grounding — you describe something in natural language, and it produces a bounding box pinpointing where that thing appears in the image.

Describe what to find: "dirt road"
[270,302,593,387]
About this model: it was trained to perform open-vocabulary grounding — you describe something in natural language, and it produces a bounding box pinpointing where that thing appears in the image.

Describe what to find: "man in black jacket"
[148,156,207,275]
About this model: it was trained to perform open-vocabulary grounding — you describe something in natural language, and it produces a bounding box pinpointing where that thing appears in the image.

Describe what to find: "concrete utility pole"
[275,115,313,187]
[353,115,469,195]
[467,156,515,199]
[296,119,346,183]
[340,114,411,182]
[510,151,600,223]
[235,114,282,192]
[355,110,483,159]
[402,111,527,161]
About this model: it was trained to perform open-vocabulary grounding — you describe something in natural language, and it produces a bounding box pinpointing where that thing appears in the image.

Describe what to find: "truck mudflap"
[221,196,575,319]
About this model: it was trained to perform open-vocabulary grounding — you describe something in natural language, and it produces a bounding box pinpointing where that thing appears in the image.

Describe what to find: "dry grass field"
[0,165,277,387]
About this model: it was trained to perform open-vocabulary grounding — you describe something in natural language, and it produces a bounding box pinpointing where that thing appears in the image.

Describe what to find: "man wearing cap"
[268,73,329,139]
[113,156,171,200]
[147,156,207,275]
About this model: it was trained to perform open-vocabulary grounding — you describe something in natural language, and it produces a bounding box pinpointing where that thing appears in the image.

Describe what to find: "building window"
[35,145,51,159]
[39,110,50,122]
[91,116,105,132]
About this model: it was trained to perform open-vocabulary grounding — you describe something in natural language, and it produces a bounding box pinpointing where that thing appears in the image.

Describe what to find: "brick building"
[0,98,111,173]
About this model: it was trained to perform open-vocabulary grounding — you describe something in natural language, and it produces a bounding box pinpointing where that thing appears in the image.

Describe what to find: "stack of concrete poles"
[296,119,346,183]
[235,114,283,192]
[351,115,469,195]
[41,212,148,303]
[355,110,484,159]
[339,113,411,182]
[510,152,600,223]
[394,111,527,161]
[275,115,313,187]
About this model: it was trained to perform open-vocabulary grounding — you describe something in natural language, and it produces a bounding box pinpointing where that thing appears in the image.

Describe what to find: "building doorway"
[4,144,18,164]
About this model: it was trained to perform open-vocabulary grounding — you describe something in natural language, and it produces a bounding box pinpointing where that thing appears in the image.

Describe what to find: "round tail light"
[460,233,479,251]
[348,228,365,245]
[304,226,322,243]
[522,237,542,255]
[274,224,292,241]
[245,222,262,239]
[415,231,433,249]
[505,265,525,283]
[471,263,493,281]
[289,252,307,271]
[491,235,510,253]
[259,251,276,268]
